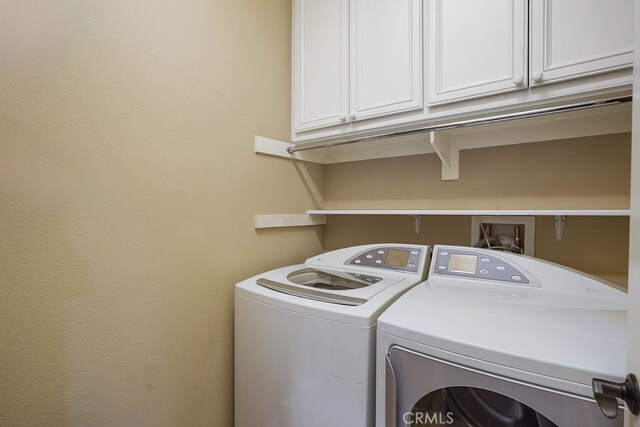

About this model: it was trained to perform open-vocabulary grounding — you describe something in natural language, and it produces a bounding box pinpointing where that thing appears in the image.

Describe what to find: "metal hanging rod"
[287,96,632,154]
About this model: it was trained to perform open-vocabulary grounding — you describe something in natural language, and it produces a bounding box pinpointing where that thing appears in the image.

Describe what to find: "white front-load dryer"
[235,244,431,427]
[376,245,628,427]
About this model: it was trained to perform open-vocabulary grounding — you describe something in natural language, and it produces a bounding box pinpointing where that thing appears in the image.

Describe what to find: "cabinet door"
[427,0,527,106]
[350,0,422,122]
[530,0,634,86]
[293,0,350,132]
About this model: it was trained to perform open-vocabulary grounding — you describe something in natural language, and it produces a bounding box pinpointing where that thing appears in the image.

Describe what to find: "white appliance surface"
[377,245,628,396]
[236,265,403,327]
[235,244,430,427]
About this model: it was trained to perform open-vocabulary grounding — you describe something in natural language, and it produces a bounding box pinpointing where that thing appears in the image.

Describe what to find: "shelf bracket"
[554,215,566,242]
[414,215,422,235]
[429,132,459,181]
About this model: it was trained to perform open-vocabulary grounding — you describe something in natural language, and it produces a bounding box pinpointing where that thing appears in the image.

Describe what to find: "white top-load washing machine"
[235,244,431,427]
[376,245,628,427]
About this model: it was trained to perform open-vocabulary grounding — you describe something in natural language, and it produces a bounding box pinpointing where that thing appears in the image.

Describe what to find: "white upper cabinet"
[293,0,349,132]
[350,0,423,121]
[529,0,634,86]
[293,0,422,133]
[292,0,633,143]
[427,0,528,106]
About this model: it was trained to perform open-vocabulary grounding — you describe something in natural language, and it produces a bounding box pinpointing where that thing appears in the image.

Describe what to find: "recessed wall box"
[471,216,536,256]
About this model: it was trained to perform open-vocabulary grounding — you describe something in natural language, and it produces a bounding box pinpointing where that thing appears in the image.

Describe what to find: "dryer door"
[386,346,622,427]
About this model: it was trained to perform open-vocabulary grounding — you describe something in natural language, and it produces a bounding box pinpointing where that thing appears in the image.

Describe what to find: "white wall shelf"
[256,102,631,181]
[255,214,327,229]
[305,209,630,216]
[255,210,628,241]
[307,209,629,241]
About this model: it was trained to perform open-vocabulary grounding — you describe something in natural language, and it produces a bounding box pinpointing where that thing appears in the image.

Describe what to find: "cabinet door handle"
[513,74,524,86]
[531,71,543,83]
[339,115,348,122]
[349,113,357,121]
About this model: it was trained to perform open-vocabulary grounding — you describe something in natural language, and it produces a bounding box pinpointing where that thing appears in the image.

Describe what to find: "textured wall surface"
[324,134,631,284]
[325,134,631,211]
[0,1,324,425]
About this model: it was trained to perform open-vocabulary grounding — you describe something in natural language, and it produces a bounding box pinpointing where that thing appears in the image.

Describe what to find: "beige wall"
[0,0,324,425]
[324,134,630,284]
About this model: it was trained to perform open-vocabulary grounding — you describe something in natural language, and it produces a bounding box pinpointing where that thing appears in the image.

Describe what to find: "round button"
[411,250,419,255]
[375,260,383,264]
[377,250,385,254]
[511,275,522,281]
[496,265,506,271]
[479,269,489,274]
[437,265,446,270]
[354,260,361,264]
[408,263,416,268]
[366,254,373,259]
[481,258,490,263]
[440,251,449,256]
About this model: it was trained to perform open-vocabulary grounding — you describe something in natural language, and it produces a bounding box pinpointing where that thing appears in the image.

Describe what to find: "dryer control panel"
[432,246,536,286]
[347,246,424,273]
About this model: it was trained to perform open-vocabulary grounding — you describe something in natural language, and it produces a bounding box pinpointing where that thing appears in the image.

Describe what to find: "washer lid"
[256,266,404,304]
[378,276,627,390]
[256,267,387,306]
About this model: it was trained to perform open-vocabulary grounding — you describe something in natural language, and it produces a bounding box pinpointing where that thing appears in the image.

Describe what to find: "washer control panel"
[433,247,530,285]
[347,247,423,273]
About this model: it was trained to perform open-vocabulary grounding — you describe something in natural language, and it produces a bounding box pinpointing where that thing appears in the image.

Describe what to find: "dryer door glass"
[408,386,557,426]
[287,268,381,291]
